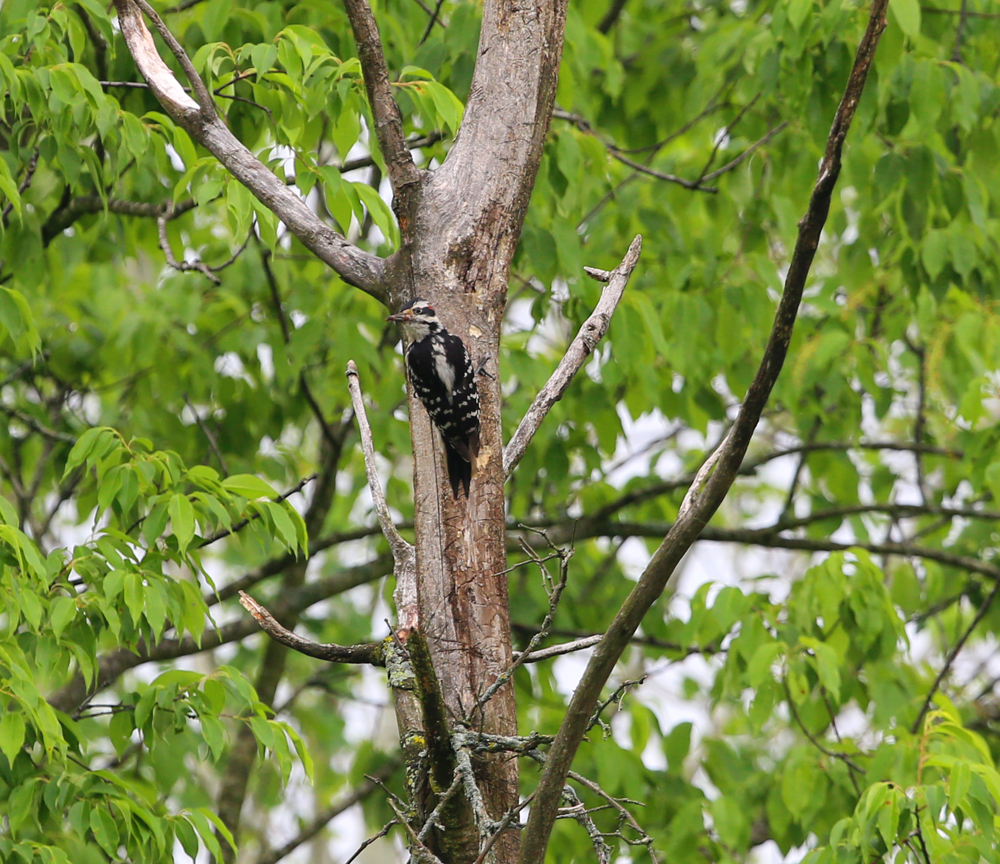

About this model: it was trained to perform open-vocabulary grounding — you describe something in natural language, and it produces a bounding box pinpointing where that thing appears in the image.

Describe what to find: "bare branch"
[504,235,642,477]
[699,121,790,183]
[113,0,387,300]
[157,204,221,283]
[911,580,1000,733]
[238,591,384,665]
[516,634,602,662]
[782,677,866,793]
[340,0,421,197]
[472,795,534,864]
[563,768,659,864]
[183,393,229,473]
[48,554,391,714]
[343,820,398,864]
[588,438,962,520]
[474,534,571,712]
[526,751,610,864]
[419,0,448,43]
[518,0,890,856]
[42,195,197,244]
[346,361,415,569]
[0,405,77,444]
[417,771,464,842]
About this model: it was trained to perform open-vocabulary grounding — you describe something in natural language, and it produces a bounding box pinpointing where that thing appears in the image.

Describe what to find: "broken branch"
[503,235,642,477]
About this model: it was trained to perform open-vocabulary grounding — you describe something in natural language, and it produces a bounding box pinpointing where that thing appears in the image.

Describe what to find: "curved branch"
[239,591,384,664]
[517,0,890,857]
[113,0,387,301]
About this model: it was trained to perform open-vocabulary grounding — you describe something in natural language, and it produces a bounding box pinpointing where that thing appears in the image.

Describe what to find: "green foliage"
[2,0,1000,860]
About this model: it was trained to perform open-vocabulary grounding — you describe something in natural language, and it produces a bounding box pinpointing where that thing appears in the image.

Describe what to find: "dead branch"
[113,0,386,301]
[473,533,572,713]
[48,553,392,714]
[238,592,384,665]
[503,235,642,477]
[346,361,414,565]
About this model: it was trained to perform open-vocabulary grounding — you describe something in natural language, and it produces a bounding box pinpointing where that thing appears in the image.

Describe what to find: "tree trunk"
[379,1,568,860]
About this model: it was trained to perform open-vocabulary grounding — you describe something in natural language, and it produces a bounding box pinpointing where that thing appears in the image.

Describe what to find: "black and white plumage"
[387,299,481,498]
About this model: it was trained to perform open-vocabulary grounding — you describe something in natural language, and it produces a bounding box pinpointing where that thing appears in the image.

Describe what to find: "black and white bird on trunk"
[387,299,481,498]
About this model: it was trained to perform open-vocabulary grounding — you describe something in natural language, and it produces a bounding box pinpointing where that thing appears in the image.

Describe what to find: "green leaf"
[222,474,279,500]
[0,711,26,764]
[90,805,120,856]
[890,0,921,38]
[49,596,77,639]
[787,0,813,30]
[922,229,948,279]
[200,713,227,761]
[169,493,196,553]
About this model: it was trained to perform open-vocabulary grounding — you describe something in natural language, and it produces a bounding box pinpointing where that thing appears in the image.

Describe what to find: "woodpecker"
[387,299,481,498]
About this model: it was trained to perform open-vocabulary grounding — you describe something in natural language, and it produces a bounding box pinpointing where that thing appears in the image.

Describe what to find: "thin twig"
[694,95,759,182]
[782,677,865,795]
[472,794,534,864]
[474,532,572,713]
[238,592,384,664]
[199,473,318,547]
[419,0,447,43]
[564,768,659,864]
[911,581,1000,733]
[255,760,401,864]
[343,820,398,864]
[260,250,346,451]
[183,393,229,474]
[779,417,820,523]
[700,121,790,182]
[587,676,647,734]
[157,204,221,283]
[0,405,77,444]
[417,771,464,842]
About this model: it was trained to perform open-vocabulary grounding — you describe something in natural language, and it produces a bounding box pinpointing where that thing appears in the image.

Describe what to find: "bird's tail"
[444,439,472,499]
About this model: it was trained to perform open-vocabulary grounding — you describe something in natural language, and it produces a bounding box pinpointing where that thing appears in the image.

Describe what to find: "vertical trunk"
[382,0,568,858]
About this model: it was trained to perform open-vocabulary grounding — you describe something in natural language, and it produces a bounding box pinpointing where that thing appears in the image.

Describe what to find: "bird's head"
[386,298,442,341]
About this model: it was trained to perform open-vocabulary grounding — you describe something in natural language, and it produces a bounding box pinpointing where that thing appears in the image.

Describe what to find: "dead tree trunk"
[376,0,568,855]
[114,0,567,860]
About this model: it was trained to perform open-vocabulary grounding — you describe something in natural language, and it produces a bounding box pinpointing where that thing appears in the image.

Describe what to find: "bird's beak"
[386,311,410,323]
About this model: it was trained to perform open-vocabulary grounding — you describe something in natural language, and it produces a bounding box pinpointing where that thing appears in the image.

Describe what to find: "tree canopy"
[2,0,1000,861]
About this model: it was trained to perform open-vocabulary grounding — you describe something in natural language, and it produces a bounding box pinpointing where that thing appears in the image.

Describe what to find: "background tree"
[2,0,1000,862]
